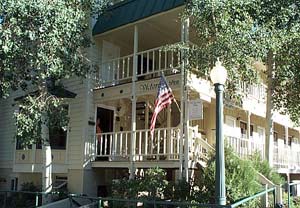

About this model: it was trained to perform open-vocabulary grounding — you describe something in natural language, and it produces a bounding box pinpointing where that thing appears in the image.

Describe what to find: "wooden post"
[129,25,138,179]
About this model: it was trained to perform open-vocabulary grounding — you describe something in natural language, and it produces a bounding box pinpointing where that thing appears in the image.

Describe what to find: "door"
[96,107,114,160]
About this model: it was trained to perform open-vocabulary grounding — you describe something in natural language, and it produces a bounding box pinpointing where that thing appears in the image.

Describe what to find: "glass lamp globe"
[210,60,228,85]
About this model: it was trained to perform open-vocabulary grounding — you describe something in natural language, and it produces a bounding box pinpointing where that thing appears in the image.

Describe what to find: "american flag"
[150,75,174,136]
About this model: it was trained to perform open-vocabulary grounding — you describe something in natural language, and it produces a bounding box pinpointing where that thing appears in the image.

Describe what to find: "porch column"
[246,111,251,155]
[180,18,190,181]
[31,143,36,163]
[167,105,171,160]
[130,25,138,179]
[285,125,289,168]
[285,125,288,145]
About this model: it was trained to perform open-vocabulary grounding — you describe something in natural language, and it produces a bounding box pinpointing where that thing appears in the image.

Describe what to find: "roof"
[92,0,185,35]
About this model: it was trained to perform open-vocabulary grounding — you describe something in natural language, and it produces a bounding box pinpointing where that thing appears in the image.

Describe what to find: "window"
[41,105,68,149]
[21,105,69,150]
[240,121,247,136]
[273,131,278,142]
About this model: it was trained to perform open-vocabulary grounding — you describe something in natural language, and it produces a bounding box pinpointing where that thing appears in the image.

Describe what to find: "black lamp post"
[210,60,228,205]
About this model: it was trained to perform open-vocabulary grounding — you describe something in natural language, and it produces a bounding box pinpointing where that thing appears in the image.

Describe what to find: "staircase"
[136,101,167,128]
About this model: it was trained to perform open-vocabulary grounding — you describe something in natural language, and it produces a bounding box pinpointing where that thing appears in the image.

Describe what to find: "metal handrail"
[230,187,276,208]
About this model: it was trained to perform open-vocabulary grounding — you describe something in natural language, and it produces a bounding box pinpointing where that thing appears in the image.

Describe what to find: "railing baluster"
[100,135,103,156]
[147,51,150,74]
[164,51,167,70]
[163,129,166,154]
[152,51,155,72]
[157,130,161,159]
[117,59,120,82]
[145,131,148,155]
[159,50,161,71]
[120,133,123,156]
[139,131,142,156]
[170,130,174,158]
[171,51,174,68]
[141,53,144,75]
[127,57,130,78]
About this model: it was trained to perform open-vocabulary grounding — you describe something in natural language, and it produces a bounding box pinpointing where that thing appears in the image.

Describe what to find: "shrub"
[194,147,262,206]
[250,152,284,185]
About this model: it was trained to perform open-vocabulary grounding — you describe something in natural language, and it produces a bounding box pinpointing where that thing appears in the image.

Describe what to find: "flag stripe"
[150,75,174,136]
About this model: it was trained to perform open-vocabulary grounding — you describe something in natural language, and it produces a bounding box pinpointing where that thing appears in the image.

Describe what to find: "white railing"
[189,126,214,162]
[273,142,300,170]
[95,127,181,161]
[98,44,181,87]
[94,126,213,163]
[238,81,266,102]
[226,136,265,159]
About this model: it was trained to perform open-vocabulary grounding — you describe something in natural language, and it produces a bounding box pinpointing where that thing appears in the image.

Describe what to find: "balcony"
[273,141,300,172]
[96,44,182,88]
[225,135,300,172]
[226,135,265,159]
[92,127,212,168]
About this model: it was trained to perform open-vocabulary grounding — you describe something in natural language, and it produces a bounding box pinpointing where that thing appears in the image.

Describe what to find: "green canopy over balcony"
[92,0,185,35]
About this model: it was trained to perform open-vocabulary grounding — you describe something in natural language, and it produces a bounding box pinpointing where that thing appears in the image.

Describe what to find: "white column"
[129,25,138,179]
[246,111,251,155]
[285,125,289,168]
[285,125,288,145]
[179,19,185,180]
[167,105,171,160]
[180,18,190,181]
[41,114,52,204]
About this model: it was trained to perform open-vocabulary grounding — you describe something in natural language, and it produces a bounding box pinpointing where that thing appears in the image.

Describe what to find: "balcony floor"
[91,160,181,169]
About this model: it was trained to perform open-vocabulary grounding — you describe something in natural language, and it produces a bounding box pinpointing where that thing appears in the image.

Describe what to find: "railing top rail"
[230,187,275,208]
[101,53,134,65]
[68,194,231,207]
[101,42,182,65]
[96,127,180,136]
[0,190,61,195]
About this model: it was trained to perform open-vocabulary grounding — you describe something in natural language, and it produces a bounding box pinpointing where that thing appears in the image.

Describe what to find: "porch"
[92,126,213,168]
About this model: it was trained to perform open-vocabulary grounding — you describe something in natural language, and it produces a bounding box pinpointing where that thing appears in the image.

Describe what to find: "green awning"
[93,0,185,36]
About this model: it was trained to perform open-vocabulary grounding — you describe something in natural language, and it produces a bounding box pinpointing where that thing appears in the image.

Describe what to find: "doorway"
[96,107,114,160]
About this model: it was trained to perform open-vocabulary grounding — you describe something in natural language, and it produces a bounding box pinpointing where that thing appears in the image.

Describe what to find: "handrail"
[286,181,300,208]
[0,190,61,208]
[230,187,276,208]
[68,193,231,208]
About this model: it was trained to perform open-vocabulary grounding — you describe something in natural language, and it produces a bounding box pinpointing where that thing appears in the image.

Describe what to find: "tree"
[185,0,300,164]
[0,0,108,203]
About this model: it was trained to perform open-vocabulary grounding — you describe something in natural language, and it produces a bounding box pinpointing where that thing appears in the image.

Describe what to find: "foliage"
[111,167,192,203]
[111,177,141,199]
[250,152,284,185]
[194,147,261,206]
[0,0,110,146]
[8,182,40,208]
[140,167,168,200]
[14,92,69,147]
[165,179,194,201]
[185,0,300,124]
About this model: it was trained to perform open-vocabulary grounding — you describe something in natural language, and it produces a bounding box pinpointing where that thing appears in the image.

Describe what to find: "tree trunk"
[265,51,275,166]
[41,112,52,204]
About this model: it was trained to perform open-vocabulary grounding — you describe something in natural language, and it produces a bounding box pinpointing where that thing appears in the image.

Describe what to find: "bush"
[194,147,262,206]
[250,152,284,185]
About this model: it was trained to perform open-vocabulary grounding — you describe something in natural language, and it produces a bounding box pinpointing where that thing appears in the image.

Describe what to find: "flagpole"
[161,73,181,113]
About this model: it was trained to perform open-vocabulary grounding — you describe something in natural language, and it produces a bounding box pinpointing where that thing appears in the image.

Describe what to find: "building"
[0,0,300,197]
